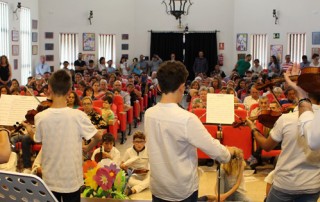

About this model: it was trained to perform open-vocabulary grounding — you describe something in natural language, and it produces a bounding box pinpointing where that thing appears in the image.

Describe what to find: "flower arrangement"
[82,160,129,199]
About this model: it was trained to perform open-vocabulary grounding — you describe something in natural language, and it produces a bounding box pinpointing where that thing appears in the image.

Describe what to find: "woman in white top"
[309,53,320,67]
[118,57,130,77]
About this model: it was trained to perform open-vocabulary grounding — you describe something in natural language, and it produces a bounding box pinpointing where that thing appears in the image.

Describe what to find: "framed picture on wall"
[32,45,38,55]
[32,32,38,42]
[82,54,95,65]
[45,43,54,50]
[270,44,283,63]
[14,59,18,70]
[312,48,320,55]
[122,34,129,40]
[45,32,54,39]
[32,20,38,29]
[121,54,128,59]
[12,45,19,56]
[312,32,320,45]
[12,30,19,42]
[237,53,246,61]
[236,33,247,51]
[83,33,95,51]
[121,44,129,50]
[46,55,54,61]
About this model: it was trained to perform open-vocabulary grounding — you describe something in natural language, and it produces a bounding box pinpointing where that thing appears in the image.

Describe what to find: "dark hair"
[99,57,105,64]
[312,53,319,59]
[102,133,115,144]
[82,86,94,98]
[270,55,279,64]
[302,55,308,60]
[48,69,72,96]
[0,85,10,95]
[69,91,81,106]
[284,87,295,96]
[133,131,146,140]
[157,61,188,94]
[89,60,94,64]
[254,59,259,63]
[246,54,251,57]
[103,95,113,104]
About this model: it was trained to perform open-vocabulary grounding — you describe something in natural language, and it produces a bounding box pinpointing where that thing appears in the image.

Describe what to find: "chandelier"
[162,0,193,27]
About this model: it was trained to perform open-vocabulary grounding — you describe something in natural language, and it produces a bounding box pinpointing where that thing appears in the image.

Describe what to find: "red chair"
[234,109,247,122]
[92,100,103,108]
[133,100,140,128]
[198,125,218,159]
[113,95,128,144]
[222,126,252,160]
[191,108,206,123]
[75,89,83,97]
[144,94,148,109]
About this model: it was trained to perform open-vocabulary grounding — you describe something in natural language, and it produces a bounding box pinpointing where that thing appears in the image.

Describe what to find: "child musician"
[31,70,102,202]
[120,131,149,196]
[199,148,250,202]
[91,133,120,166]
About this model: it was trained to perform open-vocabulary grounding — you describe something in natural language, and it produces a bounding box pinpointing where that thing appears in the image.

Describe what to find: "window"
[250,34,268,68]
[0,2,9,56]
[287,33,306,63]
[98,34,116,66]
[20,7,31,85]
[59,33,79,69]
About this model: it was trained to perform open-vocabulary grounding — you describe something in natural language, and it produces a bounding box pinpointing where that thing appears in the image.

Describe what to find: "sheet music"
[206,94,234,124]
[0,95,47,126]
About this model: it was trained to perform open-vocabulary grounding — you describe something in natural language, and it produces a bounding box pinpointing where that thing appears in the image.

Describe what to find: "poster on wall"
[311,48,320,56]
[12,30,19,42]
[32,45,38,55]
[312,32,320,45]
[236,33,247,51]
[270,44,283,63]
[83,33,95,51]
[14,59,18,70]
[82,54,95,65]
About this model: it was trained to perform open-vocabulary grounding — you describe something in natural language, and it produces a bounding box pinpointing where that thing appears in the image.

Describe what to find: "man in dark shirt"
[193,51,208,76]
[74,53,87,75]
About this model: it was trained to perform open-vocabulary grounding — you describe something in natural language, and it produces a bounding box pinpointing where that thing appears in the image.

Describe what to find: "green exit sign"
[273,33,280,39]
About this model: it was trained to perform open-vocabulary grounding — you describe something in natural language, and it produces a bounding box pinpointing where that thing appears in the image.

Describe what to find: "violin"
[297,67,320,95]
[233,109,282,128]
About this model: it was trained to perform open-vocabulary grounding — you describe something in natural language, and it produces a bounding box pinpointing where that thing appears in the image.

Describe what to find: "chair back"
[191,108,206,123]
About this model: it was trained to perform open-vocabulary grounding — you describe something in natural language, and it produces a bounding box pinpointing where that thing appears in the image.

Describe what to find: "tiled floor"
[116,121,272,202]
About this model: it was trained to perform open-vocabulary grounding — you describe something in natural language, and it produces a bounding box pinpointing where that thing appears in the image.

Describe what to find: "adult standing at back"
[0,55,12,86]
[193,50,208,76]
[234,54,251,78]
[35,55,51,77]
[74,52,87,75]
[145,60,236,201]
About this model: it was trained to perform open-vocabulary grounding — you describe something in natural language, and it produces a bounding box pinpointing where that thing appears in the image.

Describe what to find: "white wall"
[38,0,235,73]
[234,0,320,66]
[8,0,320,82]
[8,0,38,83]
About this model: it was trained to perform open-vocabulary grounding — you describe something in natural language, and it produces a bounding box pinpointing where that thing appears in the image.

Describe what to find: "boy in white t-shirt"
[120,131,149,196]
[91,133,120,166]
[30,70,102,202]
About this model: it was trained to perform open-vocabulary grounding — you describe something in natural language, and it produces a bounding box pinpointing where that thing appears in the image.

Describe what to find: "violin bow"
[25,86,41,104]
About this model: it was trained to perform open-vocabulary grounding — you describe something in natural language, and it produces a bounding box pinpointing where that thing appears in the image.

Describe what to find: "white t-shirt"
[270,109,320,193]
[35,107,97,193]
[122,147,149,170]
[145,103,230,201]
[91,146,121,166]
[243,96,259,110]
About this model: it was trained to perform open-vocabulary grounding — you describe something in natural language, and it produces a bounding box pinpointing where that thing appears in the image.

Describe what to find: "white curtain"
[59,33,79,69]
[287,33,306,63]
[0,2,9,57]
[98,34,116,66]
[250,34,268,69]
[20,7,31,85]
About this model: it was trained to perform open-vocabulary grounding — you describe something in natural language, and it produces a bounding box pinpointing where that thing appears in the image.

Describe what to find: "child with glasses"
[120,131,149,196]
